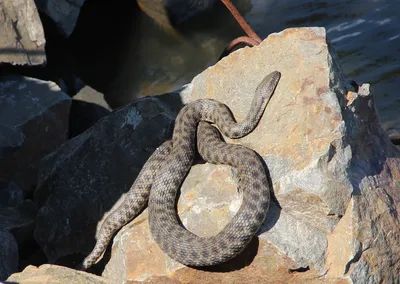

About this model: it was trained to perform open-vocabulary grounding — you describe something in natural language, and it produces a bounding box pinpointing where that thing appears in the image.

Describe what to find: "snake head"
[256,71,281,99]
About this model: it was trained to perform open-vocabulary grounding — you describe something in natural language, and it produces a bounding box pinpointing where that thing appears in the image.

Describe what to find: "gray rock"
[0,228,18,281]
[34,94,183,263]
[260,202,328,272]
[0,76,71,195]
[35,0,86,37]
[341,83,400,284]
[0,0,46,65]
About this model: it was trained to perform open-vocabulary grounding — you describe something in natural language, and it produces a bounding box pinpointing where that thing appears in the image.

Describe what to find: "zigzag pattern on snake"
[78,71,280,270]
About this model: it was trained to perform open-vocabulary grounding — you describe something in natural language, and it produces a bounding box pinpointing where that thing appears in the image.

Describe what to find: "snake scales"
[78,71,280,270]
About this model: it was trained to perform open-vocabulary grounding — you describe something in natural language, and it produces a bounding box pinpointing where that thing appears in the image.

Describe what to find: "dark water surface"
[71,0,399,129]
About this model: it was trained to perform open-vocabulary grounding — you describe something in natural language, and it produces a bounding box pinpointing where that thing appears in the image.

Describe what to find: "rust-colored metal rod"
[219,36,260,59]
[220,0,262,44]
[226,36,260,49]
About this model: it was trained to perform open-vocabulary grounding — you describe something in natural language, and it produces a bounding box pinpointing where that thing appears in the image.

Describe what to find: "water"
[246,0,400,129]
[71,0,399,130]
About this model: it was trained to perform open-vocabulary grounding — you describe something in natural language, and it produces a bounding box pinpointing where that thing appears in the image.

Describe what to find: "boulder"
[6,264,107,284]
[0,228,18,281]
[102,27,399,283]
[0,76,71,196]
[34,93,183,264]
[0,0,46,65]
[35,0,86,37]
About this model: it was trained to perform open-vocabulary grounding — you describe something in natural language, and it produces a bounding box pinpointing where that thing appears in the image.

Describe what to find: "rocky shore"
[0,1,399,283]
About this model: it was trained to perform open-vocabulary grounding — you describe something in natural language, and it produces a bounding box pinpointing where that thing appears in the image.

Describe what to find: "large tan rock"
[101,27,399,283]
[0,0,46,65]
[102,167,346,284]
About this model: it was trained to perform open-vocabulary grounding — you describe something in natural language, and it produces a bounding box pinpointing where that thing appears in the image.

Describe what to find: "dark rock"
[35,0,86,37]
[56,75,85,97]
[0,200,37,248]
[0,76,71,195]
[0,0,46,65]
[69,85,111,137]
[69,100,110,138]
[0,200,42,273]
[69,86,111,137]
[0,125,25,160]
[34,94,182,263]
[0,228,18,281]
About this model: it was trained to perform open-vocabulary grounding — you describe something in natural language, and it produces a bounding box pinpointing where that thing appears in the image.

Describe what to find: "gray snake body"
[78,71,280,270]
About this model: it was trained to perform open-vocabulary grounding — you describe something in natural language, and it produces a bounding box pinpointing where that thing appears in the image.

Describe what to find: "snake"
[77,71,280,270]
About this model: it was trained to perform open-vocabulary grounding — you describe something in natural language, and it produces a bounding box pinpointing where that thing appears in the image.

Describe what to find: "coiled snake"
[78,71,280,270]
